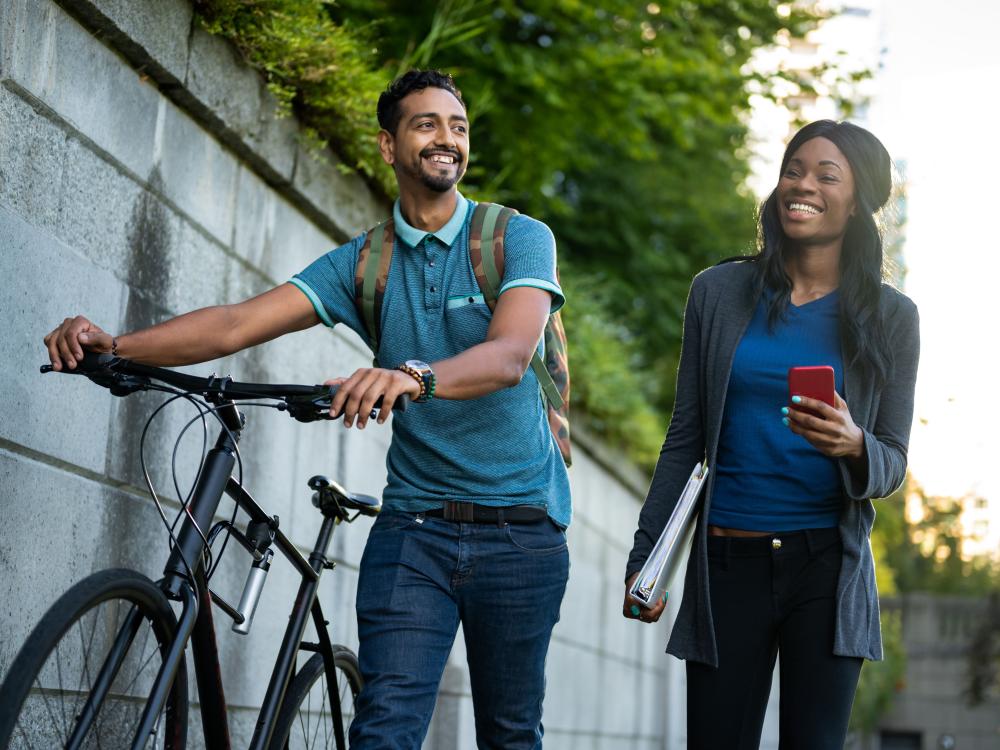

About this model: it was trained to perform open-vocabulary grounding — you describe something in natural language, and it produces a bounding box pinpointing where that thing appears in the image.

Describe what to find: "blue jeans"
[349,510,570,749]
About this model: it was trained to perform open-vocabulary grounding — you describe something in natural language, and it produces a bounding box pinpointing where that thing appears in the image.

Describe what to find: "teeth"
[430,154,455,164]
[789,202,821,215]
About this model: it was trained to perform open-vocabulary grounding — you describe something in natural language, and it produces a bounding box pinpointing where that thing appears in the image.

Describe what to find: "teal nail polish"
[791,395,802,404]
[782,417,790,426]
[630,604,641,617]
[781,406,789,415]
[661,592,669,603]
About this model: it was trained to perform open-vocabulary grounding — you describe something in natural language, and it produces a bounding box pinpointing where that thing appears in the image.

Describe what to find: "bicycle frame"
[121,414,347,750]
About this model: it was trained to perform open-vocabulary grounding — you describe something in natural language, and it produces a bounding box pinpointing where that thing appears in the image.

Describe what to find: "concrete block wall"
[873,595,1000,750]
[0,0,680,746]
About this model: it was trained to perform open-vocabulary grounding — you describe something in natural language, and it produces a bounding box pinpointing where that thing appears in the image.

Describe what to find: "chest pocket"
[445,293,491,351]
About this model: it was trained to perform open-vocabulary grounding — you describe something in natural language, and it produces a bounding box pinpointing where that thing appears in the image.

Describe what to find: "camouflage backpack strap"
[542,288,571,464]
[469,203,564,411]
[468,202,510,308]
[354,218,395,359]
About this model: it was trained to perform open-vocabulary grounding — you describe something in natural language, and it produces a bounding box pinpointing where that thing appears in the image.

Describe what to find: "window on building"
[880,730,922,750]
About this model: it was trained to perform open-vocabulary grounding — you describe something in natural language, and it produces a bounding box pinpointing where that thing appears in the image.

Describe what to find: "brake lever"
[283,390,410,423]
[40,359,150,396]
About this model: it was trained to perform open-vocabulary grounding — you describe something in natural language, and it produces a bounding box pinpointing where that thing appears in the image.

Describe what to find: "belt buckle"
[443,501,475,523]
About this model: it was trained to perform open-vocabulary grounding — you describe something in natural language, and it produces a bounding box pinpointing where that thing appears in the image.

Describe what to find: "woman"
[622,120,919,749]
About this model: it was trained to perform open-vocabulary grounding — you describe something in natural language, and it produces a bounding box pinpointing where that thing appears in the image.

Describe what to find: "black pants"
[686,528,863,750]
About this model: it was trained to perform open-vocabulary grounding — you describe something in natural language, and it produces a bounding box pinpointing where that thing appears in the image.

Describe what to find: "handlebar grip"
[316,391,410,420]
[40,351,118,375]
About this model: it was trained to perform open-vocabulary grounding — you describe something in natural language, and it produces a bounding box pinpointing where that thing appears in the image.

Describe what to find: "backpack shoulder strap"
[469,203,564,410]
[354,218,395,353]
[469,202,515,310]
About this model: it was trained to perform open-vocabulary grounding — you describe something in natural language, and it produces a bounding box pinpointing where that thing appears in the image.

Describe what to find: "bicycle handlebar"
[40,352,408,422]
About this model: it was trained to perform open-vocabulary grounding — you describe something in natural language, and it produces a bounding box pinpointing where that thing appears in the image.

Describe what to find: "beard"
[402,147,465,192]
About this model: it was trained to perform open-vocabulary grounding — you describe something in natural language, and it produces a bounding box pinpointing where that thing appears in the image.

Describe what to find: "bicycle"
[0,352,407,749]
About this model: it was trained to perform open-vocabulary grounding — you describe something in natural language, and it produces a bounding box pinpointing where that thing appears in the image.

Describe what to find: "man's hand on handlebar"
[43,316,113,372]
[326,368,421,429]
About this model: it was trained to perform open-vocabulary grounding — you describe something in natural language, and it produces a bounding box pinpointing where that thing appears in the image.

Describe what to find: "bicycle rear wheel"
[0,568,188,749]
[269,647,362,750]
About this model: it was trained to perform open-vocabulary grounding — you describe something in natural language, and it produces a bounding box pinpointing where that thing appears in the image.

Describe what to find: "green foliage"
[556,270,665,470]
[194,0,395,194]
[868,477,1000,717]
[195,0,827,466]
[876,482,1000,596]
[330,0,820,421]
[850,609,906,733]
[967,592,1000,706]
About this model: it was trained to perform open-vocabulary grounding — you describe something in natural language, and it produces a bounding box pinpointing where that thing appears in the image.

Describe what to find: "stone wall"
[0,1,680,746]
[869,594,1000,750]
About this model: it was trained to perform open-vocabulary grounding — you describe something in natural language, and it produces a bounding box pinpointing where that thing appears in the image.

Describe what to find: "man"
[44,69,570,749]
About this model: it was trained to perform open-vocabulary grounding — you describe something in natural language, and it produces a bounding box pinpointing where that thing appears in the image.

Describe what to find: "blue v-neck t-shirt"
[709,291,844,531]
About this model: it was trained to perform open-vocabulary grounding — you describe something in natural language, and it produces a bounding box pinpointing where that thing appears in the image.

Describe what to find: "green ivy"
[195,0,395,195]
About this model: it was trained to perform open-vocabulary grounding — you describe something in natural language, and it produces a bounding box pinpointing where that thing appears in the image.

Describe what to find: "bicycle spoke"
[120,632,163,749]
[296,708,308,747]
[321,676,330,749]
[14,720,38,750]
[1,573,186,750]
[121,621,156,697]
[54,638,70,739]
[310,682,322,748]
[31,673,64,746]
[35,652,68,748]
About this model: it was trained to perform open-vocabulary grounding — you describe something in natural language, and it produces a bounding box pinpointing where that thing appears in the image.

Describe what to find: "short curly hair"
[377,69,465,135]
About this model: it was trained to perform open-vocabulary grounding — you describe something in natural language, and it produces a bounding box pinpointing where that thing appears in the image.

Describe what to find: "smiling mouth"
[787,201,823,216]
[424,152,459,166]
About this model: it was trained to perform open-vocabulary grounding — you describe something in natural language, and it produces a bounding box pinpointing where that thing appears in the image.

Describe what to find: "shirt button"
[430,286,437,293]
[429,260,435,267]
[771,538,782,550]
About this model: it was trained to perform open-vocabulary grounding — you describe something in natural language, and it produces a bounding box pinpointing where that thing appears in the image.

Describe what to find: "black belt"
[424,501,548,525]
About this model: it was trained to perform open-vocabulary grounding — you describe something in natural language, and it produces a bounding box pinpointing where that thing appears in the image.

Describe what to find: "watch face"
[405,360,431,371]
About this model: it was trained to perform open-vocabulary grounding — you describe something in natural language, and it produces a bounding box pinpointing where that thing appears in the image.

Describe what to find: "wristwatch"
[398,360,436,403]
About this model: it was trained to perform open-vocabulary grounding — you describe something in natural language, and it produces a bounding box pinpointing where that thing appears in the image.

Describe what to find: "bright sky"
[749,0,1000,508]
[870,0,1000,504]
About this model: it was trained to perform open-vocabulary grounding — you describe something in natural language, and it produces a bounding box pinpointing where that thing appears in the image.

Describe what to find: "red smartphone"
[788,366,835,417]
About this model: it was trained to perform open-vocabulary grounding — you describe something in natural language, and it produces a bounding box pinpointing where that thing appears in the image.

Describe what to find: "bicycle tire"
[269,647,363,750]
[0,568,188,749]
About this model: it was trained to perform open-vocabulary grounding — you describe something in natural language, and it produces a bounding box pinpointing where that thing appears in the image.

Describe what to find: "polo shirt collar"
[393,192,468,249]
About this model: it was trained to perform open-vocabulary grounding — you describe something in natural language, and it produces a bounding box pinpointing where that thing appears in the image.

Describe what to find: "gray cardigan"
[626,259,920,667]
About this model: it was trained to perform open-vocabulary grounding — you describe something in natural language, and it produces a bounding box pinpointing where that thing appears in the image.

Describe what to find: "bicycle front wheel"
[269,647,362,750]
[0,568,188,749]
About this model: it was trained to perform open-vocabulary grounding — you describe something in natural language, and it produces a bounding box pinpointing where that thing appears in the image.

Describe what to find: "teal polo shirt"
[290,193,572,527]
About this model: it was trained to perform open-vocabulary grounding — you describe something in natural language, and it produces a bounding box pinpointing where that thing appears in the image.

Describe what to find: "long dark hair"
[754,120,894,384]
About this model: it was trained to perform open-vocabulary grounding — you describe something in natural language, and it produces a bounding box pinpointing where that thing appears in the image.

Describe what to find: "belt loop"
[496,508,505,528]
[723,537,731,572]
[804,528,816,557]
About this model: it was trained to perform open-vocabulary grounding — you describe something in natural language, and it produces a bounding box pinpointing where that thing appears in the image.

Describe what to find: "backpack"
[353,202,572,466]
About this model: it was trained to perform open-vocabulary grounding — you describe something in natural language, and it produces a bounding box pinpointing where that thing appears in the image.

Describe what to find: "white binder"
[629,462,709,608]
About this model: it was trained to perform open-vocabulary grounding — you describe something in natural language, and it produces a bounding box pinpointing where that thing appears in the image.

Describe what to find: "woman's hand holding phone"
[782,391,865,460]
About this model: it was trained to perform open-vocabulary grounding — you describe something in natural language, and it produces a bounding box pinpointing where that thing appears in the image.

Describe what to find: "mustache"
[419,146,462,161]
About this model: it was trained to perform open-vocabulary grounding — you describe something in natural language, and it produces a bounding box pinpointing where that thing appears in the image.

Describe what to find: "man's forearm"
[431,338,534,400]
[115,305,242,366]
[113,283,319,367]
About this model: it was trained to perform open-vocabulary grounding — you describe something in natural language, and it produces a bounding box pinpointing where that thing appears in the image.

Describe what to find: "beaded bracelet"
[397,364,427,401]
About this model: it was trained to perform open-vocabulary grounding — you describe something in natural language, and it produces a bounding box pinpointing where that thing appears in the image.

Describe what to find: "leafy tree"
[325,0,821,461]
[195,0,834,467]
[878,483,1000,596]
[862,477,1000,725]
